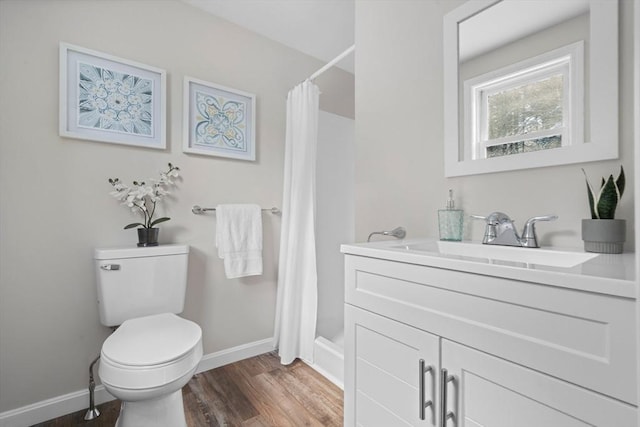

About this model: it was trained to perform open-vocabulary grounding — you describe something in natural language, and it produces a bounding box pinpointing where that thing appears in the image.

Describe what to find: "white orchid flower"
[124,194,136,207]
[150,187,169,202]
[108,163,180,229]
[157,173,174,185]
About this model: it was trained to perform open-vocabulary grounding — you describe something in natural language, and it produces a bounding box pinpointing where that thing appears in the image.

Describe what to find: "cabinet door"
[345,305,440,427]
[442,340,637,427]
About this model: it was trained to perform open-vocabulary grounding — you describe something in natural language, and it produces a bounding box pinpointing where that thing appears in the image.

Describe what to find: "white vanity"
[342,239,636,426]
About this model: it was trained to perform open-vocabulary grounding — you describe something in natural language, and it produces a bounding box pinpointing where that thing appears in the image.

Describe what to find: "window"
[464,42,584,160]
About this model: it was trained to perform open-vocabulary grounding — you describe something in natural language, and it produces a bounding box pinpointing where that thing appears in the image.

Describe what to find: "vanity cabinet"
[442,340,632,427]
[345,305,439,426]
[343,253,637,427]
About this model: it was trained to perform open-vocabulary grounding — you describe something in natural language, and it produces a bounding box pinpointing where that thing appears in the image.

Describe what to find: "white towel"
[215,204,263,279]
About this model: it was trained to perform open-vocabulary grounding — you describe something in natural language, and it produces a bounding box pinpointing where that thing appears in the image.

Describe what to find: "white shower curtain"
[273,80,320,365]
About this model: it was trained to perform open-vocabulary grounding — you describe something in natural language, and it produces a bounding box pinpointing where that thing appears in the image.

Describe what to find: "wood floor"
[32,351,343,427]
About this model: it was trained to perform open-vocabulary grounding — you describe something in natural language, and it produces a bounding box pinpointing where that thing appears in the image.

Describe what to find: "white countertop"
[341,238,636,299]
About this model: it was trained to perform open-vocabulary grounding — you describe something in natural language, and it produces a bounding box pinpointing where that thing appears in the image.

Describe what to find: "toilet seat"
[100,313,202,390]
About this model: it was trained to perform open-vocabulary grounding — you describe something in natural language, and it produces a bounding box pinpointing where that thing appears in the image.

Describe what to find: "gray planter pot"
[581,219,626,254]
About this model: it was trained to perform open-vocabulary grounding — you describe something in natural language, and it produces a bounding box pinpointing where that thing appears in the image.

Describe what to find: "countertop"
[341,238,636,299]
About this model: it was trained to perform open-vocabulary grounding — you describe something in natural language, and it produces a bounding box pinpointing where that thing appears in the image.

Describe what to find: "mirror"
[444,0,618,177]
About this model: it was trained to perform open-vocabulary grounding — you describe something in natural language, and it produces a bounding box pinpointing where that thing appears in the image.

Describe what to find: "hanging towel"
[215,204,263,279]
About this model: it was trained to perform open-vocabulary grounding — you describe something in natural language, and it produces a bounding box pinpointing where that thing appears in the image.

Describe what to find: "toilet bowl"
[99,313,203,427]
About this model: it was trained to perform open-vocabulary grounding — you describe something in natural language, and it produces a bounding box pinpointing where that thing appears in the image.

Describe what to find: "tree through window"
[464,42,583,160]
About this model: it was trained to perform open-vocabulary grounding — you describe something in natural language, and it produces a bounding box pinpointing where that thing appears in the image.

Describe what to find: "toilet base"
[115,389,187,427]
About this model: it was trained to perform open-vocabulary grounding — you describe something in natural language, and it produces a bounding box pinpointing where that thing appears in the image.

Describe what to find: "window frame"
[463,41,584,161]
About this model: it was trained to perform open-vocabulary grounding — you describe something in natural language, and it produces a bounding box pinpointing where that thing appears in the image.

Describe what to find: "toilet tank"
[94,244,189,327]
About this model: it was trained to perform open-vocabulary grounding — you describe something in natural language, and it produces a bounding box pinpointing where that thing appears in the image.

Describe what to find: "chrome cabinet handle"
[419,359,434,421]
[440,368,455,427]
[100,264,120,271]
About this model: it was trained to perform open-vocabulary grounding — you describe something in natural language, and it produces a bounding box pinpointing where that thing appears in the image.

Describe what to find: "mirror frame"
[443,0,618,177]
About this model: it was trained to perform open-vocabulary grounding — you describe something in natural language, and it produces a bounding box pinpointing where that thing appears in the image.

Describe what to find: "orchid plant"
[108,163,180,229]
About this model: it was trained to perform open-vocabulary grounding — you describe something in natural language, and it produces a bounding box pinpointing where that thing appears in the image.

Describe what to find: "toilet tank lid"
[94,244,189,260]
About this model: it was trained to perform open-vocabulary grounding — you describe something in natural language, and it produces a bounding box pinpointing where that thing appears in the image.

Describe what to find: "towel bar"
[192,205,281,215]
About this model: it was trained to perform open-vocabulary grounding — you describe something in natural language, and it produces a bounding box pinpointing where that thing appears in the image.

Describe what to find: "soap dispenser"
[438,189,463,241]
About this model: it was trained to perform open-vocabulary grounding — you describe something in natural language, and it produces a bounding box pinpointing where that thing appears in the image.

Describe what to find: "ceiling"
[181,0,355,74]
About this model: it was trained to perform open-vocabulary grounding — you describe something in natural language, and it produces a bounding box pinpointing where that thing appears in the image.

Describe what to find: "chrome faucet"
[471,212,557,248]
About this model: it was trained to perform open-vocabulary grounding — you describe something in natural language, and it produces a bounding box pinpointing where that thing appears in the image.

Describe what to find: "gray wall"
[355,0,635,249]
[0,0,354,413]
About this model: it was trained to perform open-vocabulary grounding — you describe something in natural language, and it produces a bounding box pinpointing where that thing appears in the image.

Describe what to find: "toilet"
[94,244,202,427]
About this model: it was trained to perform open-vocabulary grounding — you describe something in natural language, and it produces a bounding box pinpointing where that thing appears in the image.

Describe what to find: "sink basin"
[394,241,598,268]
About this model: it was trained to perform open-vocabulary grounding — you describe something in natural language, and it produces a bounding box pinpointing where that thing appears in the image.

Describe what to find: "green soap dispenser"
[438,189,463,241]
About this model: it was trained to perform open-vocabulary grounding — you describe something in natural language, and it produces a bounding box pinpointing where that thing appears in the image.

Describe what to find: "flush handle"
[100,264,120,271]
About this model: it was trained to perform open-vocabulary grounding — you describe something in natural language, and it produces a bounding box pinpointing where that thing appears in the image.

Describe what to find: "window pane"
[486,135,562,158]
[487,74,563,140]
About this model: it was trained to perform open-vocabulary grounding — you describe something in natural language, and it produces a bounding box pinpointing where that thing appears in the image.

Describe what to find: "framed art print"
[59,43,166,149]
[183,76,256,161]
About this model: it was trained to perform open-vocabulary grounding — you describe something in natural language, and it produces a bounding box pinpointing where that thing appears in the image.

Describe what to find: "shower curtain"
[273,80,320,365]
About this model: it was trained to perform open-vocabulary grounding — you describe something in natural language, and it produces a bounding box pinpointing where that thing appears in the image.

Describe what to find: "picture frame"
[59,42,166,149]
[183,76,256,161]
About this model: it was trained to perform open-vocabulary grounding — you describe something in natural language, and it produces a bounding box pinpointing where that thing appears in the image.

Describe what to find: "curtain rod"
[308,44,355,81]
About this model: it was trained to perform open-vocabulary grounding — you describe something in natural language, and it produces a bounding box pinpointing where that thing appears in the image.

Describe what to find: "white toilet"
[94,244,202,427]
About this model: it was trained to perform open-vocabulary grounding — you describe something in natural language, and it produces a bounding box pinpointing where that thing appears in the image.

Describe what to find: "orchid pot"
[136,228,160,247]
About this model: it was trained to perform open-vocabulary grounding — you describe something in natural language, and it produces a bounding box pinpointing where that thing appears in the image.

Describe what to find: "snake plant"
[582,166,625,220]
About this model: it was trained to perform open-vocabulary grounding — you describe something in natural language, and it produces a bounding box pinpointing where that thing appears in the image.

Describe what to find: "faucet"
[471,212,557,248]
[367,227,407,242]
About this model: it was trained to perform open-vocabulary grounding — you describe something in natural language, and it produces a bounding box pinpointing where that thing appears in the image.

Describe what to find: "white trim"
[464,42,583,160]
[0,338,275,427]
[0,386,115,427]
[634,0,640,422]
[444,0,619,177]
[196,337,275,373]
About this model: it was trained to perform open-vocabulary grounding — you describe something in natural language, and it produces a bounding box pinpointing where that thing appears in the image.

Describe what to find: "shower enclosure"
[313,110,354,387]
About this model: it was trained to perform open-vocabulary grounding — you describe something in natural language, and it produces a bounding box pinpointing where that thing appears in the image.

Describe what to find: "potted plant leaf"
[108,163,180,247]
[581,166,625,253]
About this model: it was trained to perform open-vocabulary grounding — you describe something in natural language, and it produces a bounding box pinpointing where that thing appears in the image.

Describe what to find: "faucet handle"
[471,212,512,225]
[471,213,512,243]
[521,215,558,248]
[470,215,493,243]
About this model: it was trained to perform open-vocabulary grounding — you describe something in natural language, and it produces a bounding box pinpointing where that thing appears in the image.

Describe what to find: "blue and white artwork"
[78,63,154,136]
[183,77,256,161]
[194,91,246,150]
[60,43,166,149]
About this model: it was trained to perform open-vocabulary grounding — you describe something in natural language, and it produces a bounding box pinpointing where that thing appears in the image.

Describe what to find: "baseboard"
[196,337,276,373]
[0,385,115,427]
[0,337,275,427]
